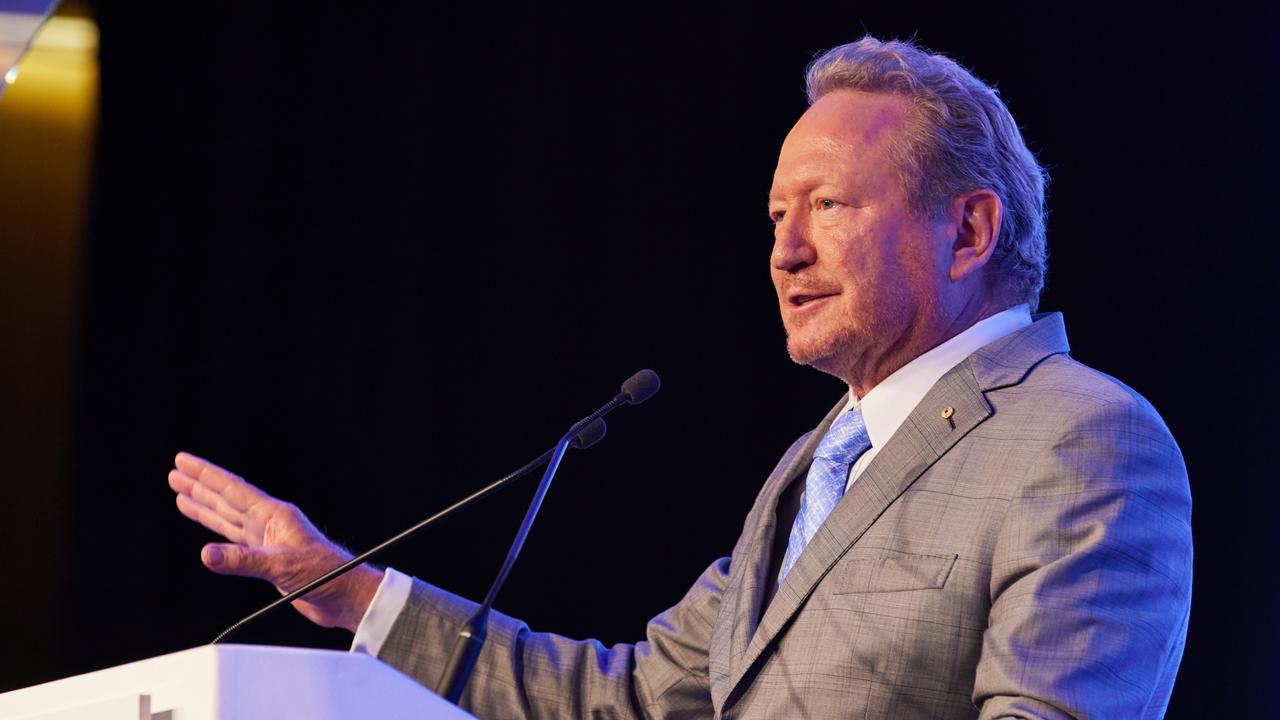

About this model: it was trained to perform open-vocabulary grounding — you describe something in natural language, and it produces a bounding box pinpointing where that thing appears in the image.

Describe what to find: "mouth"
[788,292,839,308]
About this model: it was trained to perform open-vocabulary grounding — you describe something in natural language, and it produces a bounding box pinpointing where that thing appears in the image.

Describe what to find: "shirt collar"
[842,305,1033,450]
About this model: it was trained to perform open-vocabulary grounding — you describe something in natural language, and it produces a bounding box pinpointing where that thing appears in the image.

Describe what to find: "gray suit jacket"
[379,314,1193,719]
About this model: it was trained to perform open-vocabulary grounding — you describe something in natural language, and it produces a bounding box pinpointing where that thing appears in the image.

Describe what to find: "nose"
[771,213,816,273]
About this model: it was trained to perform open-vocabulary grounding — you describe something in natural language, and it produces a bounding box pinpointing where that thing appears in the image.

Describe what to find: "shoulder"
[970,312,1176,443]
[981,353,1190,530]
[997,350,1183,467]
[989,351,1179,451]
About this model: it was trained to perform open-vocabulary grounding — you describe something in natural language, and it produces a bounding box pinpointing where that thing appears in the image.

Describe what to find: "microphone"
[434,370,660,704]
[210,406,616,644]
[621,368,660,404]
[572,417,607,449]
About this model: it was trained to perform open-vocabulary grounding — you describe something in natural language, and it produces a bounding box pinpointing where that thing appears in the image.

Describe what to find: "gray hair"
[806,37,1049,311]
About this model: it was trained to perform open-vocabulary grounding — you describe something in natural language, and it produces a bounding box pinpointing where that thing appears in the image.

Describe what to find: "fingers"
[176,493,250,544]
[170,465,260,545]
[168,458,240,509]
[174,452,271,513]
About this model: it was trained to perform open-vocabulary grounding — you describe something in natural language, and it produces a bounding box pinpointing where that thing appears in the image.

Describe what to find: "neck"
[843,296,1008,399]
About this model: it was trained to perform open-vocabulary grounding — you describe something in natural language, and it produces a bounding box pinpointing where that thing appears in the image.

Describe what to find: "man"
[170,37,1192,718]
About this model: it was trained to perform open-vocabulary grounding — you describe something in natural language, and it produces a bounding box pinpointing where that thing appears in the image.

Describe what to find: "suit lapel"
[721,398,846,685]
[722,313,1072,701]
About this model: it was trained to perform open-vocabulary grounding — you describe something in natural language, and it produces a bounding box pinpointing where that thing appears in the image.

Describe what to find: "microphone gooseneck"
[208,383,638,645]
[435,369,661,705]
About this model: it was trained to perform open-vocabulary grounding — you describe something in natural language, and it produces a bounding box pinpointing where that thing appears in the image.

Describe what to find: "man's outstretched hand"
[168,452,383,633]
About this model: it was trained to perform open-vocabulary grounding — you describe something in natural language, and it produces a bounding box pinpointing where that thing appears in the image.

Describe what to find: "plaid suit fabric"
[379,313,1193,719]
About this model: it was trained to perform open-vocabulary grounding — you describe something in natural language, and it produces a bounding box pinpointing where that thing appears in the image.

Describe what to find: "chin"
[785,326,864,376]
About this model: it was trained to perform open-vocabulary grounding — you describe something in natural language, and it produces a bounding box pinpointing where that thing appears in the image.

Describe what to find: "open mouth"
[790,293,838,307]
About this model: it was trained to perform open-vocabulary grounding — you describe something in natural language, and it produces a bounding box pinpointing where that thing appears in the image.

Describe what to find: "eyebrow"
[767,166,835,206]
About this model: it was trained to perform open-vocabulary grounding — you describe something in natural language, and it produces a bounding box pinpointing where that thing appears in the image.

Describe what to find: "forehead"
[793,90,911,148]
[770,90,911,198]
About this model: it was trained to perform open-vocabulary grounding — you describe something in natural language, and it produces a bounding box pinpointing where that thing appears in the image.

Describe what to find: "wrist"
[340,563,386,633]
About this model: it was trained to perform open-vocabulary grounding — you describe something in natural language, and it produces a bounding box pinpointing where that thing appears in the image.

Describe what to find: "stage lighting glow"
[0,15,98,105]
[29,16,98,53]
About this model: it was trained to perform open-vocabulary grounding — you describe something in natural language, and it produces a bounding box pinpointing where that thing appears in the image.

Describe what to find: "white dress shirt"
[841,304,1032,488]
[351,304,1034,657]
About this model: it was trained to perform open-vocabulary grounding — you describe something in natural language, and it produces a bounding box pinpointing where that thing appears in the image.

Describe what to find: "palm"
[169,452,379,631]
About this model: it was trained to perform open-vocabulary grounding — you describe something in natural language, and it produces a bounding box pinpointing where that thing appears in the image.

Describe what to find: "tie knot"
[814,407,871,464]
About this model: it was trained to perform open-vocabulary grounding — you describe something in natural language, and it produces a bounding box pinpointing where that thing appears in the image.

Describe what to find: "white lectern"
[0,644,476,720]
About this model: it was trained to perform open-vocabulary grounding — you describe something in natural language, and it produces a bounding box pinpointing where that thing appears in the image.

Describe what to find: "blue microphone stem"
[436,394,628,705]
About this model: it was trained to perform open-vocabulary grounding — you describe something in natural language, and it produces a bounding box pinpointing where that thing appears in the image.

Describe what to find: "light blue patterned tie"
[777,408,872,584]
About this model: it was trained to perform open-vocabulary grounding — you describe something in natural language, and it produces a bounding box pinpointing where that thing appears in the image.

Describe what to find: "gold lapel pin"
[940,406,956,428]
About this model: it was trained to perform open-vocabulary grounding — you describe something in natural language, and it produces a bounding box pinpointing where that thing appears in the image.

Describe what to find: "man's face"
[768,90,951,384]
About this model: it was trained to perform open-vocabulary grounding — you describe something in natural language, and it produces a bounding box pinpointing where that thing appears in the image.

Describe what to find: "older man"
[170,37,1192,719]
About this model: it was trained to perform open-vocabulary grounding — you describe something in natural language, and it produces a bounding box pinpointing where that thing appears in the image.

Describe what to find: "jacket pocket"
[830,549,958,594]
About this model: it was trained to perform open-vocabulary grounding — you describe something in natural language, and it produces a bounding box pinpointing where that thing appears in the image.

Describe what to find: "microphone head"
[621,369,661,405]
[571,418,607,449]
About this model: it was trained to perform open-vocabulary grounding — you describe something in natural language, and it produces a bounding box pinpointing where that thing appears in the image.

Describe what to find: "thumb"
[202,543,274,579]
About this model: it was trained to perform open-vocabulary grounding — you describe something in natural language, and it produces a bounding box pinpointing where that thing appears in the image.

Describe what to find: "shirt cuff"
[350,566,413,657]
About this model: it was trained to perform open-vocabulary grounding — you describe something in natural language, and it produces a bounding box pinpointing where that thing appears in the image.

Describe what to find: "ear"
[947,189,1002,282]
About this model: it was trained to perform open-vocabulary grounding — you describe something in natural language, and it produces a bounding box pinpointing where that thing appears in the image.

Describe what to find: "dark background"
[3,1,1276,717]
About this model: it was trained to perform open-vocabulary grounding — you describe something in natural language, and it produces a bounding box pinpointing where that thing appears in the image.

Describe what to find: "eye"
[818,198,839,211]
[769,209,785,224]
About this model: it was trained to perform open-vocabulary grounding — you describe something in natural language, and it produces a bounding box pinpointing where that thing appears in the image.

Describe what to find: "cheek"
[889,242,949,313]
[829,220,900,284]
[835,221,935,312]
[769,266,787,299]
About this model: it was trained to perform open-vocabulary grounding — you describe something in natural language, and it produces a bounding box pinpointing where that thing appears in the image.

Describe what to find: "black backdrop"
[20,1,1280,716]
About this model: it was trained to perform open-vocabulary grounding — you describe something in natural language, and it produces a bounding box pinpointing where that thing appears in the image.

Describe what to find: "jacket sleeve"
[973,398,1193,719]
[377,557,729,719]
